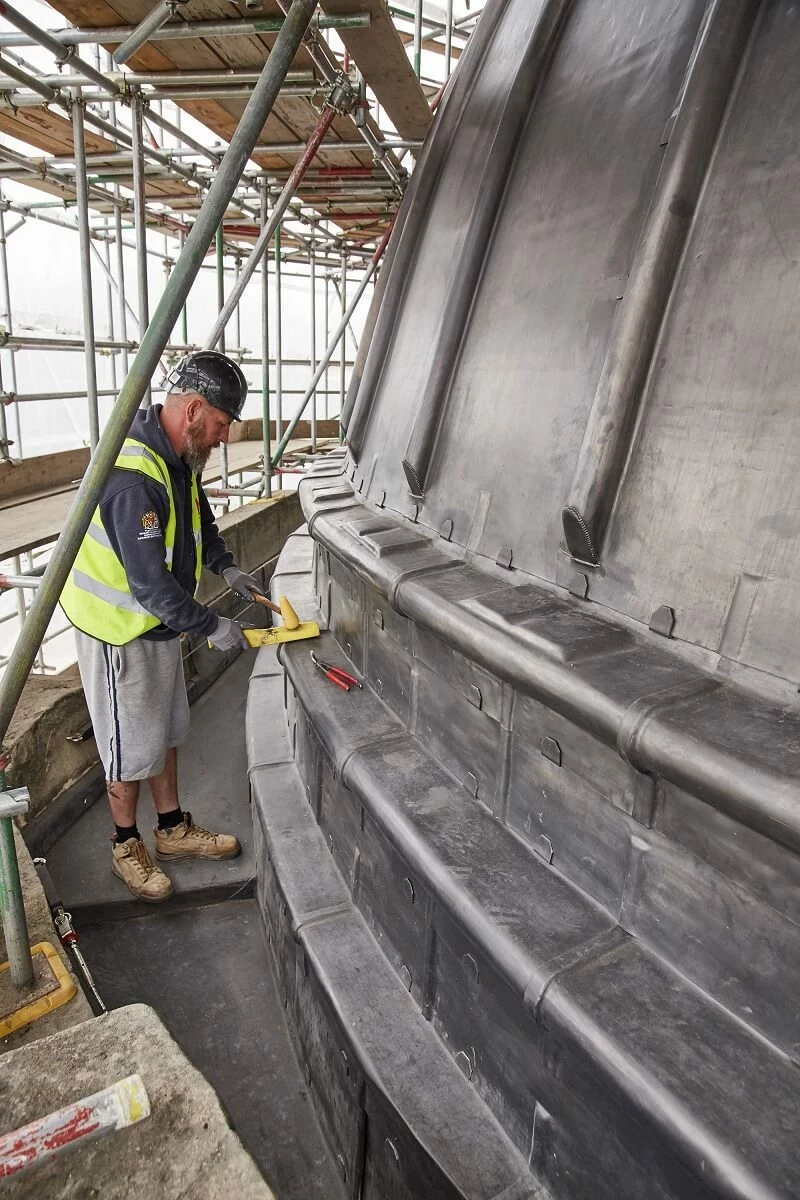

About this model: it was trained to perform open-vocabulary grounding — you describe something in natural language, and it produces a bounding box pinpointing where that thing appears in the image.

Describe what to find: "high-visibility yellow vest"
[60,438,202,646]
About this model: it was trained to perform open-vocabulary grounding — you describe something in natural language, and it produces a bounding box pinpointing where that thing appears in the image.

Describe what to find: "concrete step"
[0,1003,273,1199]
[78,902,347,1200]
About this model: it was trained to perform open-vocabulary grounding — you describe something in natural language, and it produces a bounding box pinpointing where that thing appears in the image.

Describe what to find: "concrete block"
[0,1004,274,1198]
[4,666,96,821]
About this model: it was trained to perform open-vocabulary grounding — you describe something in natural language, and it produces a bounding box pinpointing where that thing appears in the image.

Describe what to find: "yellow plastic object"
[0,942,77,1036]
[277,596,300,631]
[244,621,320,647]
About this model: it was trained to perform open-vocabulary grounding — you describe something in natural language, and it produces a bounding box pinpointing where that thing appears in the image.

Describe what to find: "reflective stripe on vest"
[60,437,202,646]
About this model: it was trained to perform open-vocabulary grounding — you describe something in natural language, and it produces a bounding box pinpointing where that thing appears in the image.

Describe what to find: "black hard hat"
[163,351,247,420]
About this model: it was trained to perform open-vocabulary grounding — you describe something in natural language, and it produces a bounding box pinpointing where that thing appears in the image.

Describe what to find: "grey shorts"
[74,631,190,782]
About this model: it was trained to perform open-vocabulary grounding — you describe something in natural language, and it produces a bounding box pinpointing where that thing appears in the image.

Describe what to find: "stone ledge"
[0,1003,274,1199]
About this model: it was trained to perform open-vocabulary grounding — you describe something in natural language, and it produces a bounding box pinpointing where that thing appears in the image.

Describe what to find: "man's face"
[183,396,233,473]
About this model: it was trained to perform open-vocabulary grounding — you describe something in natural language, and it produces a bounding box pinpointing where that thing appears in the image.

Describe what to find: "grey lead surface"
[78,905,345,1200]
[347,0,800,692]
[45,652,255,921]
[43,656,345,1199]
[282,1,800,1188]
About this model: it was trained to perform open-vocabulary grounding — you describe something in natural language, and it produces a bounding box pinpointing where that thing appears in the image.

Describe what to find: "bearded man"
[60,351,258,902]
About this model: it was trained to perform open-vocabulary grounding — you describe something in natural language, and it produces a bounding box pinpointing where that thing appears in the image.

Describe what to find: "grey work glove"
[208,616,248,652]
[223,565,261,601]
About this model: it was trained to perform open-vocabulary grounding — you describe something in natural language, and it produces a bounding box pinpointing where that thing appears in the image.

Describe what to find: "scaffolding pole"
[414,0,424,79]
[233,255,242,356]
[54,68,316,89]
[0,2,119,95]
[0,750,32,990]
[72,96,100,451]
[113,191,129,378]
[215,224,226,355]
[275,224,283,444]
[215,223,228,486]
[0,0,321,750]
[329,276,359,354]
[323,272,330,421]
[113,0,188,66]
[0,380,7,460]
[88,240,144,357]
[179,231,189,345]
[310,238,317,451]
[0,79,315,107]
[89,240,170,387]
[0,14,371,50]
[0,50,56,100]
[103,238,116,395]
[0,188,19,458]
[131,91,150,406]
[261,183,272,499]
[340,248,347,424]
[274,1,405,191]
[9,559,29,659]
[1,388,164,405]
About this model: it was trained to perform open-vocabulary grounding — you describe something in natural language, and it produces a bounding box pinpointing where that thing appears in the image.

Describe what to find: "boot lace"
[127,839,156,880]
[185,814,216,842]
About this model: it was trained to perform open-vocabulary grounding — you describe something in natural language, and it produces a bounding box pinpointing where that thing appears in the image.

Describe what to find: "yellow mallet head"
[278,595,300,631]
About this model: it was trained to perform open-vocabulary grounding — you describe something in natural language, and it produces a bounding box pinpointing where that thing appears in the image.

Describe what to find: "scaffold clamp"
[0,787,29,821]
[323,71,358,117]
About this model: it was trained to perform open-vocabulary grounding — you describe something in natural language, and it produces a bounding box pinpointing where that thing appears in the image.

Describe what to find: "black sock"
[115,824,140,845]
[157,806,183,831]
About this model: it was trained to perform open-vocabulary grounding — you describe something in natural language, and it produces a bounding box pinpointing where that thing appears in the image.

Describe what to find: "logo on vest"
[138,510,162,541]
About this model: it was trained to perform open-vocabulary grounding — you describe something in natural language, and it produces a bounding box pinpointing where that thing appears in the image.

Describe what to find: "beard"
[183,416,212,474]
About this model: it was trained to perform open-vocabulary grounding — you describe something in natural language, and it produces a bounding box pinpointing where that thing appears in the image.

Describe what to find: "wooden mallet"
[252,590,300,631]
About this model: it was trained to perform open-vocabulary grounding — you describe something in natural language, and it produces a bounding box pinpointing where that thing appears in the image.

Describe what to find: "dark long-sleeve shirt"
[97,405,233,640]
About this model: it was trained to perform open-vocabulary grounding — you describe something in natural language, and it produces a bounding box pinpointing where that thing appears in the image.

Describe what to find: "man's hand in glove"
[223,566,261,601]
[208,616,248,652]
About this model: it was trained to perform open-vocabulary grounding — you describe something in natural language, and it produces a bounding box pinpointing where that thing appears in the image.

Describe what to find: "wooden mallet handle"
[252,591,281,616]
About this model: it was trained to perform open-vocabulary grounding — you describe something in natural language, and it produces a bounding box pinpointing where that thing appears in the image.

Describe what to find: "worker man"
[61,351,258,903]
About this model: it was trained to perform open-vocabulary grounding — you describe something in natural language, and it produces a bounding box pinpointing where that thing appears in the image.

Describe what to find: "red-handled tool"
[311,651,350,691]
[310,651,362,691]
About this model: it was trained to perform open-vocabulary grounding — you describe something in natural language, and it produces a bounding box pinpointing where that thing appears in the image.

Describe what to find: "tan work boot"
[154,812,241,862]
[111,838,174,902]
